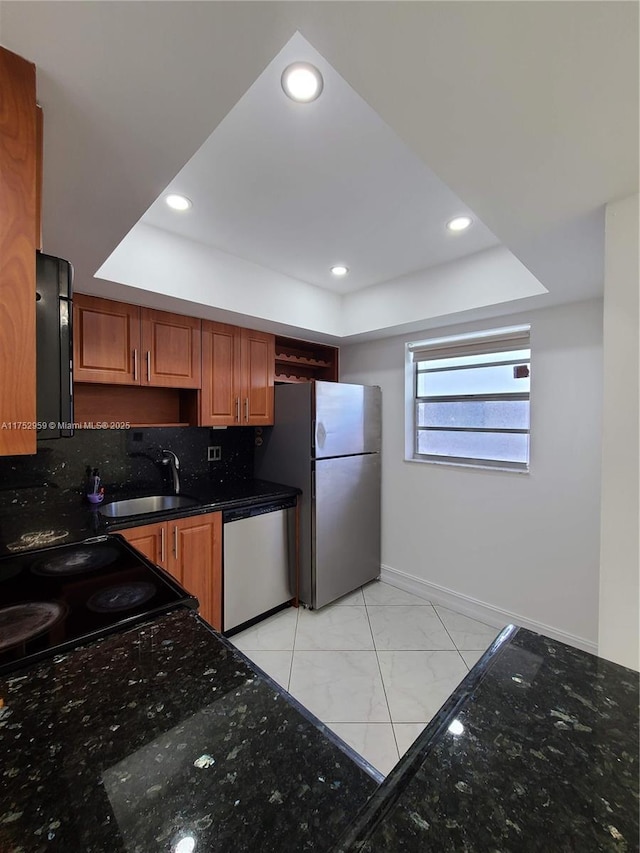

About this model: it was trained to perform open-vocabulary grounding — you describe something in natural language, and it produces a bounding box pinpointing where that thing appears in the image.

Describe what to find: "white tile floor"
[230,580,501,776]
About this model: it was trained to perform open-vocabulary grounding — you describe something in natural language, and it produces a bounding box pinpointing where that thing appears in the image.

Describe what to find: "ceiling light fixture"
[330,265,349,277]
[281,62,324,103]
[447,216,472,232]
[165,194,192,212]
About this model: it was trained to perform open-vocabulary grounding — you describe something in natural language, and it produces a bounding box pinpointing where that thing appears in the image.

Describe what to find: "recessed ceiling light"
[447,216,472,232]
[165,194,192,212]
[281,62,324,103]
[330,265,349,277]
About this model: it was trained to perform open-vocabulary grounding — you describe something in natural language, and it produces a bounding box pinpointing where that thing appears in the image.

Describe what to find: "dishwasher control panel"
[223,496,297,524]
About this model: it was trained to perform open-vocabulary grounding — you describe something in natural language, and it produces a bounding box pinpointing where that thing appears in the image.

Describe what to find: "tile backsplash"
[0,427,255,494]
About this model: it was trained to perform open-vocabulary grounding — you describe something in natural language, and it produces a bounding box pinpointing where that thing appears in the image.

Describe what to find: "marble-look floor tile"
[460,649,485,669]
[378,650,468,723]
[296,605,374,651]
[434,606,501,650]
[368,605,455,651]
[329,723,399,777]
[332,588,366,605]
[244,650,292,691]
[289,650,390,723]
[363,581,431,606]
[393,723,427,756]
[230,607,298,652]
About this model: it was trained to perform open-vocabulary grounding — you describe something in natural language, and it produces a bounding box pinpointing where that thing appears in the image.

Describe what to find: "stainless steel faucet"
[161,450,180,495]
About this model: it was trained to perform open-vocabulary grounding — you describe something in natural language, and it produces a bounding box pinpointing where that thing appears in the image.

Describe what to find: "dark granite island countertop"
[336,626,639,853]
[0,609,377,853]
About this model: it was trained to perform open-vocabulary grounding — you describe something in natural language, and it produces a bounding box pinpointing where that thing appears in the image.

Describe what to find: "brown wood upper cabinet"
[200,320,274,426]
[118,511,222,631]
[74,294,201,388]
[0,47,37,456]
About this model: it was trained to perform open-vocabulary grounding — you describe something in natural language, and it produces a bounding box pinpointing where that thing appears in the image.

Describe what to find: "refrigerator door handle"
[311,469,316,499]
[312,420,316,450]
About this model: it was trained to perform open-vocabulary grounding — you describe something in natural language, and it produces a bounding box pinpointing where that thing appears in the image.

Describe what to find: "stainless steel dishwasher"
[223,497,297,633]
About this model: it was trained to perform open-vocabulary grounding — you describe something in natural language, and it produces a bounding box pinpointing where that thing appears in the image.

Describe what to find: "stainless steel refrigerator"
[255,381,381,609]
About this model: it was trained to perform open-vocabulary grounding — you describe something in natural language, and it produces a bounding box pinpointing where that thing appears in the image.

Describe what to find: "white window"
[407,325,531,471]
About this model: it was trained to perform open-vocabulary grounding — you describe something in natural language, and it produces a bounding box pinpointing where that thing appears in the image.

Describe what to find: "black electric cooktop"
[0,535,198,675]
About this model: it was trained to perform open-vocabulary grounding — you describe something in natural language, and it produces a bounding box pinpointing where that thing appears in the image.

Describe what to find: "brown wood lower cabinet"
[118,511,222,631]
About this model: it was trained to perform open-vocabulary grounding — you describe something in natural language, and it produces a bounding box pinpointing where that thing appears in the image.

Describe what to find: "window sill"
[404,455,530,475]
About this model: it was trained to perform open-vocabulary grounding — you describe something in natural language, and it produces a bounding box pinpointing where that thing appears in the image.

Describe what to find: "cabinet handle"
[235,397,240,423]
[133,349,138,381]
[173,525,178,561]
[146,351,151,382]
[244,397,249,423]
[160,527,165,565]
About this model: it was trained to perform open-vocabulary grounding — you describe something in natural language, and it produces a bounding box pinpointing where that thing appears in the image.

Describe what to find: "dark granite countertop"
[335,625,639,853]
[0,477,298,556]
[0,608,377,853]
[1,604,637,852]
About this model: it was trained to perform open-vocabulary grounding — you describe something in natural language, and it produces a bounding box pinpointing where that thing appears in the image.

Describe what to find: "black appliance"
[0,535,198,675]
[35,251,73,439]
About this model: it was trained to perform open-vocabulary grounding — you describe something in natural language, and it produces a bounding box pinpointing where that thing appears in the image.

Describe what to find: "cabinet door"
[0,47,37,456]
[141,308,201,389]
[169,512,222,631]
[240,328,274,426]
[200,320,241,426]
[74,295,140,385]
[118,522,167,570]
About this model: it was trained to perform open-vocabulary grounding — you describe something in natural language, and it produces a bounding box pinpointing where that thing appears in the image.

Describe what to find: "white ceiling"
[1,2,637,341]
[139,32,499,295]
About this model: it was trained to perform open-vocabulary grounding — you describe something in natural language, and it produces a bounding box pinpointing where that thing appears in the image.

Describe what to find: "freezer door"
[314,382,381,458]
[313,452,381,608]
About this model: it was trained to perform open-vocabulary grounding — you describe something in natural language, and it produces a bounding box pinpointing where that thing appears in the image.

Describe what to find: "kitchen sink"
[99,495,200,518]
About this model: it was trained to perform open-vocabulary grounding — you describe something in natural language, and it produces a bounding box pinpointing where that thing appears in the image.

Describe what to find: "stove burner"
[86,582,157,613]
[6,530,69,552]
[0,602,67,651]
[32,545,120,577]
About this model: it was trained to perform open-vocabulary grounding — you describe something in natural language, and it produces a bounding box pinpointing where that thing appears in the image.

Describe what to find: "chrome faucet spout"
[161,450,181,495]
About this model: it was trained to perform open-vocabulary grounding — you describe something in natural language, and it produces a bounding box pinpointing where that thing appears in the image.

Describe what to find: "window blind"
[409,325,531,362]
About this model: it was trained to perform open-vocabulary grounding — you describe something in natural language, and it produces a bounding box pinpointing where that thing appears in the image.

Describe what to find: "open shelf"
[275,352,332,369]
[274,374,316,384]
[274,336,338,384]
[74,384,198,428]
[128,423,191,428]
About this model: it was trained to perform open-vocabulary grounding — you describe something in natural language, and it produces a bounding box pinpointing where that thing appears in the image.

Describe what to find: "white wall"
[598,194,639,670]
[342,246,547,337]
[96,223,343,336]
[341,299,603,651]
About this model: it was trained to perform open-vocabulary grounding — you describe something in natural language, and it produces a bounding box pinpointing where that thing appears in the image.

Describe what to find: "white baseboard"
[380,563,598,656]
